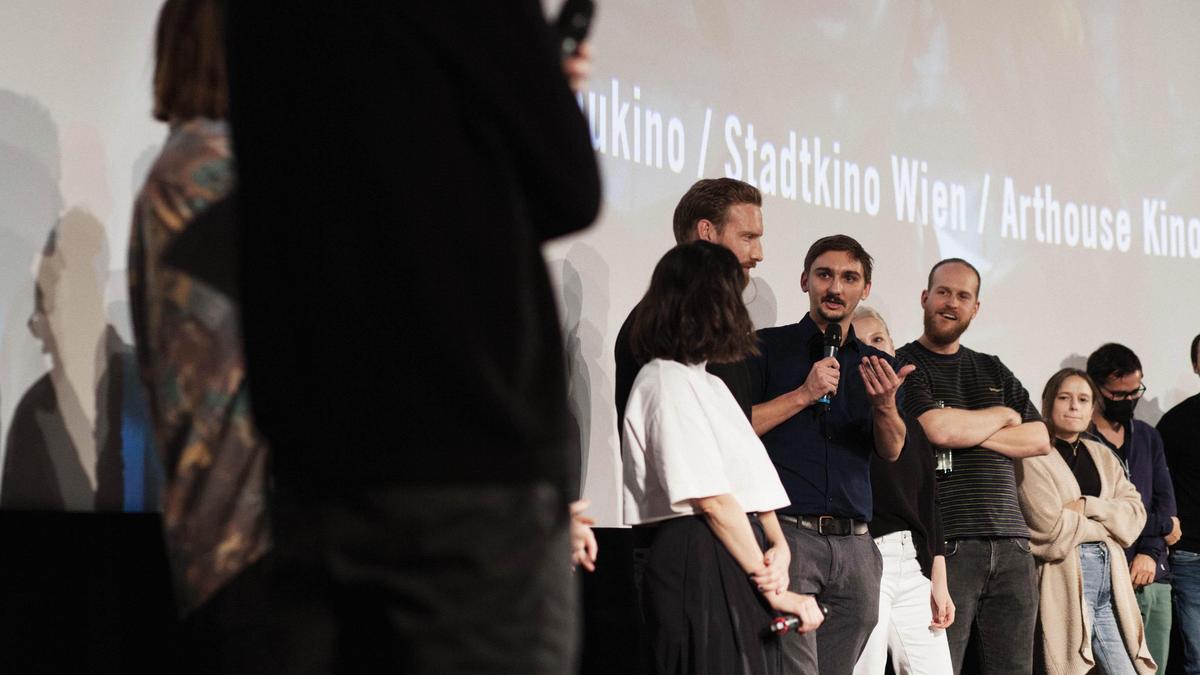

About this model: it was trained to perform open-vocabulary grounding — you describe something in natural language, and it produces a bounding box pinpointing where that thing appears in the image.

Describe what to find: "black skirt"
[642,514,781,675]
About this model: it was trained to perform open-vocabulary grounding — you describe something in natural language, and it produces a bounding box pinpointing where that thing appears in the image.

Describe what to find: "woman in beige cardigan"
[1017,368,1155,675]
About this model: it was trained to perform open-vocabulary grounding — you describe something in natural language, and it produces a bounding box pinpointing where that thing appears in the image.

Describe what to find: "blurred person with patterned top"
[127,0,271,669]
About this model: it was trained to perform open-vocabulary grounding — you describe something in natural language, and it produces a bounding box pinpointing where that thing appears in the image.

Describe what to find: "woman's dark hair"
[1041,368,1102,440]
[630,241,758,365]
[153,0,227,122]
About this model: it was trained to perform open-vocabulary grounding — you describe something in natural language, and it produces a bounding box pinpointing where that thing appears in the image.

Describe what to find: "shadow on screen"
[561,242,614,500]
[3,210,159,513]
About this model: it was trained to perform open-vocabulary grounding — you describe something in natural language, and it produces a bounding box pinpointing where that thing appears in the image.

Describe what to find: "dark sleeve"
[126,201,152,396]
[898,354,937,420]
[918,422,946,556]
[420,1,601,241]
[997,357,1041,423]
[1135,426,1178,555]
[746,332,769,406]
[905,419,944,557]
[931,488,946,556]
[614,308,639,430]
[1158,410,1185,472]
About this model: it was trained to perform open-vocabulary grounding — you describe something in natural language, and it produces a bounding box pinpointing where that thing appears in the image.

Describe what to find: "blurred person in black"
[1157,333,1200,674]
[225,3,601,673]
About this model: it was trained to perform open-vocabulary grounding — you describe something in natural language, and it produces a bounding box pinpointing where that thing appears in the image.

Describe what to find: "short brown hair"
[672,178,762,244]
[630,241,758,365]
[1041,368,1101,440]
[927,258,981,298]
[803,234,874,283]
[153,0,228,122]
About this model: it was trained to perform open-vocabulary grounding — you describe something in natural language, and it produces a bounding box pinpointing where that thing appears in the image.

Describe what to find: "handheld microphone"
[554,0,595,58]
[768,605,830,635]
[769,615,802,635]
[816,323,841,408]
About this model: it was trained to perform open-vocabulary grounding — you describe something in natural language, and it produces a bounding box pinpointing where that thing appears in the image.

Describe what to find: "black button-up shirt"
[747,314,893,521]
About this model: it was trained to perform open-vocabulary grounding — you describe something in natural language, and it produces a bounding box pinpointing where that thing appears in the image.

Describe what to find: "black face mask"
[1102,397,1138,424]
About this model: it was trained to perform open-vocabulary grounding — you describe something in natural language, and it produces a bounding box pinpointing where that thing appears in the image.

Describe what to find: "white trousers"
[852,530,953,675]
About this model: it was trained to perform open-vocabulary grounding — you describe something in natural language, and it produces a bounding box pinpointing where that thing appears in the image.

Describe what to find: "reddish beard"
[923,307,970,346]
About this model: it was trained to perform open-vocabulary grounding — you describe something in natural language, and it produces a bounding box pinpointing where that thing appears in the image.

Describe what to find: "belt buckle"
[818,515,835,535]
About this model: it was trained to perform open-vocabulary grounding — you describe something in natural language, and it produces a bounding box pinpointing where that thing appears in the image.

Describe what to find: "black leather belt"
[778,514,869,536]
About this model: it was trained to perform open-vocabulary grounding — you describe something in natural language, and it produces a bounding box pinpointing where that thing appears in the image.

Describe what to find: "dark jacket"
[1092,418,1178,582]
[226,2,602,497]
[1158,393,1200,554]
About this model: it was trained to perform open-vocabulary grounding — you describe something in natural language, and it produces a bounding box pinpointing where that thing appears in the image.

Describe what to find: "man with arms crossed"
[748,234,910,674]
[896,258,1051,675]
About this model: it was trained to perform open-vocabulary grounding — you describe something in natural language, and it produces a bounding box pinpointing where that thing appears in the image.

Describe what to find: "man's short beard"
[923,309,970,346]
[816,301,850,325]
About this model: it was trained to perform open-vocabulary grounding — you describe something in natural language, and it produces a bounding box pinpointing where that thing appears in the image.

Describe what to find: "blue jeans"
[1172,549,1200,675]
[1079,544,1137,675]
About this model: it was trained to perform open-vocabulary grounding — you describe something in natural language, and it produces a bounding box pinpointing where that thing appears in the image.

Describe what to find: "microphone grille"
[824,323,842,346]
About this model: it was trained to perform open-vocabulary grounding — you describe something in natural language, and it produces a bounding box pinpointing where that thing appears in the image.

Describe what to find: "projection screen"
[0,2,1196,520]
[545,1,1200,525]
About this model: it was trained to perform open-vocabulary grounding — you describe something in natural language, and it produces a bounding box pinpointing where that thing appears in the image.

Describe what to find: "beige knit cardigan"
[1015,438,1155,675]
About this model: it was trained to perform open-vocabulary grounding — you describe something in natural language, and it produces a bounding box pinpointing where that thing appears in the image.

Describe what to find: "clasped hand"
[748,544,824,633]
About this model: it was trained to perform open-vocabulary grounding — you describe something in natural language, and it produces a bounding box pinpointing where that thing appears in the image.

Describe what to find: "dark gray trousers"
[943,537,1038,675]
[780,525,882,675]
[230,482,578,675]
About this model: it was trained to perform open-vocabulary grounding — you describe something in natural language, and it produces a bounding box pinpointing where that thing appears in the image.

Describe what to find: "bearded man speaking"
[895,258,1052,675]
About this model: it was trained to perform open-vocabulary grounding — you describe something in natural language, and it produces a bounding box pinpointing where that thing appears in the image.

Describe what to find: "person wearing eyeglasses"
[1086,343,1179,672]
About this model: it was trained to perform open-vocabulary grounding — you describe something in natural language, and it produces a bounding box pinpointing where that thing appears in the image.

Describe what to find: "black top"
[1110,423,1131,462]
[747,314,893,521]
[1054,437,1101,498]
[226,2,602,496]
[896,341,1041,539]
[868,419,944,578]
[1158,392,1200,554]
[614,303,753,430]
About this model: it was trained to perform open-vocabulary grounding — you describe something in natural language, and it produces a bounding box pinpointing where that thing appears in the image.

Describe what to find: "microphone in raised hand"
[816,322,842,410]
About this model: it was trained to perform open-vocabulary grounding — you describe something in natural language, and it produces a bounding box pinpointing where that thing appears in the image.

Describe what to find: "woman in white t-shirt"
[622,241,823,675]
